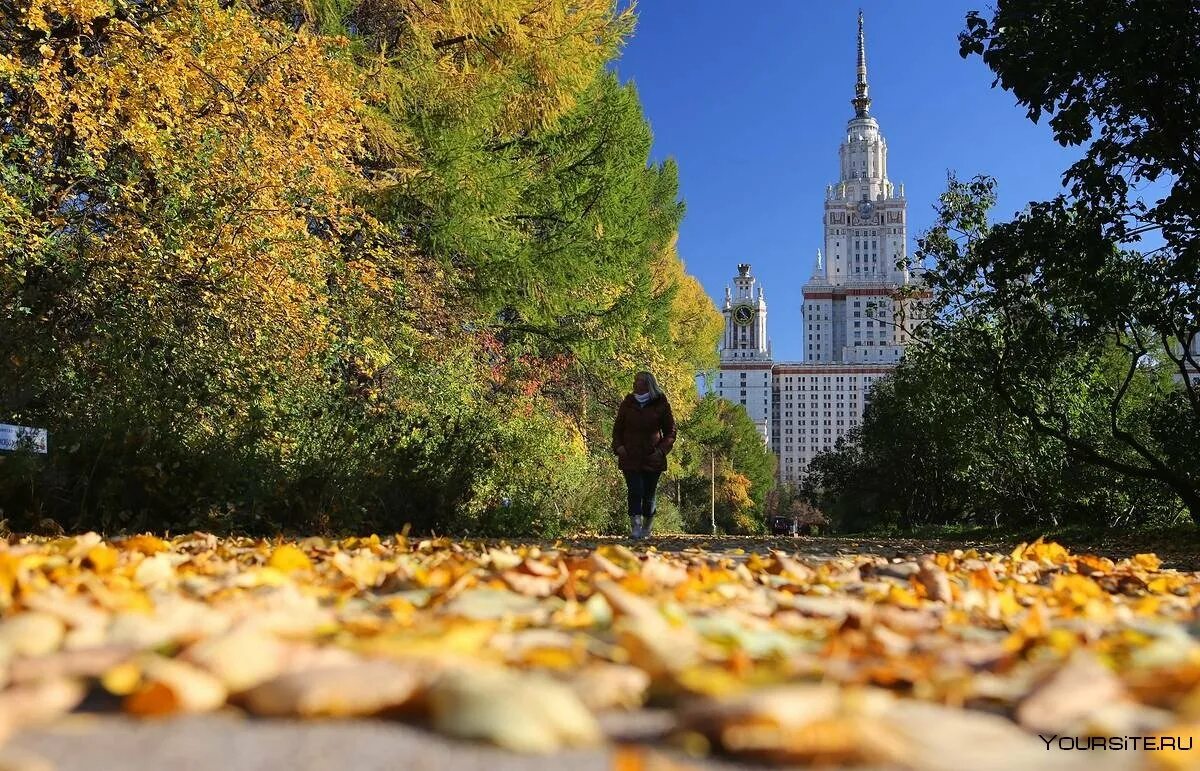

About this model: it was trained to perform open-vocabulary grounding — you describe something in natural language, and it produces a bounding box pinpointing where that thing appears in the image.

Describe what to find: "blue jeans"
[622,470,662,521]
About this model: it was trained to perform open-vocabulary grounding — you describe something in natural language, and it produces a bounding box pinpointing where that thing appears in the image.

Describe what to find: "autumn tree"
[672,395,773,534]
[0,0,723,535]
[912,0,1200,522]
[0,0,377,527]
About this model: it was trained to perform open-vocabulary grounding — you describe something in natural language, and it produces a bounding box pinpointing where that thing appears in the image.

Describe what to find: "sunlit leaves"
[0,533,1198,763]
[0,0,723,537]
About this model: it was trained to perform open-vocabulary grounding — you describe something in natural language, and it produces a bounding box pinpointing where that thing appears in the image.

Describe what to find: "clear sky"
[610,1,1083,363]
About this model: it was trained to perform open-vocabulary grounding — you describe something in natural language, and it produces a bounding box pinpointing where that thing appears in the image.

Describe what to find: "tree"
[892,1,1200,522]
[673,395,773,534]
[801,335,1183,533]
[0,0,376,527]
[0,0,724,535]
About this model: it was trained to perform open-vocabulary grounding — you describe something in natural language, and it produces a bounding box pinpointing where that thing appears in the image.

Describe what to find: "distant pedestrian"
[611,371,676,539]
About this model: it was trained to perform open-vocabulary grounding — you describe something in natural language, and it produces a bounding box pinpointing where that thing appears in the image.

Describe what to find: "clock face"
[857,201,874,219]
[732,304,755,326]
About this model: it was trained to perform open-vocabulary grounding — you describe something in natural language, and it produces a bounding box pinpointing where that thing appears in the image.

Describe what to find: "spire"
[852,10,871,117]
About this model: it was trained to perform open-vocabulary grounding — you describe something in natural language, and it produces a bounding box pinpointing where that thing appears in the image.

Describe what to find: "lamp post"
[710,449,716,535]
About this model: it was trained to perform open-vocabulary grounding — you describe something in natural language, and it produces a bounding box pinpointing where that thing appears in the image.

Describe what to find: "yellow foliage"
[352,0,631,133]
[624,237,723,424]
[4,0,369,400]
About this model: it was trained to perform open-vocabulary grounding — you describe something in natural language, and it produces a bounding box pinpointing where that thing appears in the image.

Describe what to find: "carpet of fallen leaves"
[0,534,1198,770]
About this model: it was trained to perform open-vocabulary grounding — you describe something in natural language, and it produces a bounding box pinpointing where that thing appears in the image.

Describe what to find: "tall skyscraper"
[713,12,926,487]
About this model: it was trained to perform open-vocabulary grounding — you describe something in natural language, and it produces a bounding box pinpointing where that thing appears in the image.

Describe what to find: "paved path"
[9,711,765,771]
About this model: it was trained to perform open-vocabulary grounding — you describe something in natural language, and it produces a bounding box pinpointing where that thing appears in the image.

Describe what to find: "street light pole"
[710,449,716,535]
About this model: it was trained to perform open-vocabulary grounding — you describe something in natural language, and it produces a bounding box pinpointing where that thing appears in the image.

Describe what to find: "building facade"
[712,13,924,487]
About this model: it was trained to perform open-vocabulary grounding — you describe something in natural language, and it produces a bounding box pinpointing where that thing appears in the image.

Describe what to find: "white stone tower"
[803,10,913,365]
[715,264,772,442]
[721,263,770,362]
[710,12,927,488]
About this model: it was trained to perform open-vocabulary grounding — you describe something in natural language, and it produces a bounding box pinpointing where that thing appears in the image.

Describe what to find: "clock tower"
[720,263,770,362]
[713,263,772,443]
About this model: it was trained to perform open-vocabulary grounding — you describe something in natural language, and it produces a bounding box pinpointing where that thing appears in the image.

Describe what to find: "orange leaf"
[122,535,169,555]
[1131,553,1162,571]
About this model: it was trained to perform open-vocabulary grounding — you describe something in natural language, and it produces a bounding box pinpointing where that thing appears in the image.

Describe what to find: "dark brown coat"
[611,393,677,472]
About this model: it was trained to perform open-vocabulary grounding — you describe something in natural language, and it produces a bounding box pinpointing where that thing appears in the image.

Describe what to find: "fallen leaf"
[267,544,312,573]
[565,663,650,711]
[916,556,953,603]
[676,684,906,766]
[1132,553,1164,571]
[0,678,87,738]
[501,569,563,598]
[182,628,290,692]
[9,646,136,685]
[427,666,602,752]
[0,613,64,657]
[240,659,425,717]
[1016,652,1128,734]
[594,581,700,679]
[124,656,227,716]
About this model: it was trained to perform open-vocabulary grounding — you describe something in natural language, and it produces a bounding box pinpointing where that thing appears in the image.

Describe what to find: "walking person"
[612,371,676,539]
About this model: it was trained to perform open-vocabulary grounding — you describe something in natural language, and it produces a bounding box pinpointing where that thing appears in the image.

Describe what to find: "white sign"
[0,424,48,454]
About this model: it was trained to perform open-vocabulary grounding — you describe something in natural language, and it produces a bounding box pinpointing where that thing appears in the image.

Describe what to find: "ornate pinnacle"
[852,10,871,117]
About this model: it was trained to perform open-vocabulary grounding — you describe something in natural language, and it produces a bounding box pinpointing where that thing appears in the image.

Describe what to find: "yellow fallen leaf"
[886,584,920,608]
[1148,723,1200,771]
[85,543,119,572]
[676,665,748,697]
[1132,553,1163,571]
[232,567,290,588]
[268,544,312,573]
[122,535,169,555]
[1025,538,1070,567]
[101,661,143,696]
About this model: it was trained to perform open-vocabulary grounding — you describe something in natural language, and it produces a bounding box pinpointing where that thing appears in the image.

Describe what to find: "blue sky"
[611,1,1083,363]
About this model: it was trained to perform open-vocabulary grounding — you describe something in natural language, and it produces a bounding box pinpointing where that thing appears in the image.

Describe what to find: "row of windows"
[725,374,880,383]
[782,375,869,383]
[781,420,850,433]
[826,226,903,236]
[780,384,863,391]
